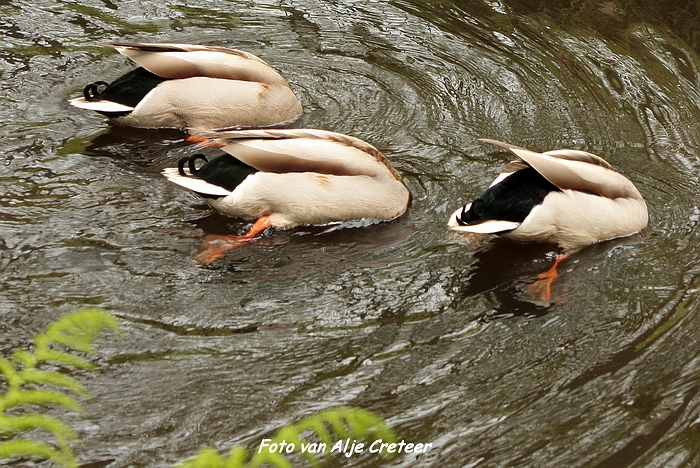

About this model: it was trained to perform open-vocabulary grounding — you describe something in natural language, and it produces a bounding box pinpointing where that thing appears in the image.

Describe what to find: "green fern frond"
[0,308,119,468]
[17,369,89,397]
[27,348,97,371]
[294,407,396,447]
[0,439,75,468]
[0,413,78,441]
[12,349,39,370]
[294,418,332,448]
[247,449,293,468]
[2,389,84,414]
[0,358,21,389]
[180,407,397,468]
[224,447,249,467]
[176,446,226,468]
[347,408,396,444]
[176,446,249,468]
[270,426,319,468]
[39,308,120,354]
[309,411,351,442]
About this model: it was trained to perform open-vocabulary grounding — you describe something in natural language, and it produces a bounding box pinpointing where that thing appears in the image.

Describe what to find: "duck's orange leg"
[193,216,272,264]
[526,254,568,302]
[185,135,226,147]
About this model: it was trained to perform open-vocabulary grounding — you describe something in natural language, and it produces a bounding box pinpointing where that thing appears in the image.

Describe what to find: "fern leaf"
[294,417,333,447]
[248,407,397,468]
[223,447,247,467]
[175,446,248,468]
[273,426,304,447]
[174,407,397,468]
[317,411,351,441]
[271,426,320,468]
[0,438,76,468]
[0,357,21,389]
[17,369,89,397]
[0,413,77,441]
[296,407,396,457]
[247,449,293,468]
[30,348,97,371]
[2,388,84,414]
[299,419,333,467]
[0,309,119,468]
[40,308,120,353]
[358,410,395,443]
[12,349,38,371]
[342,409,382,440]
[291,416,335,466]
[175,446,226,467]
[338,408,396,456]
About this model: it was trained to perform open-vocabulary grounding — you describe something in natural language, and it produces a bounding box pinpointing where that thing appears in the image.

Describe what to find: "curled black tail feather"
[178,154,209,176]
[455,204,470,226]
[83,81,111,101]
[82,67,168,118]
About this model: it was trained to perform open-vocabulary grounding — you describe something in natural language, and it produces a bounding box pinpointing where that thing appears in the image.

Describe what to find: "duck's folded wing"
[541,149,613,169]
[105,42,285,83]
[196,128,341,142]
[193,129,393,178]
[510,148,639,200]
[480,139,639,200]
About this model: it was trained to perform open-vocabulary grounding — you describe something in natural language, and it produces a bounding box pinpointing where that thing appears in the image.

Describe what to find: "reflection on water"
[2,0,700,466]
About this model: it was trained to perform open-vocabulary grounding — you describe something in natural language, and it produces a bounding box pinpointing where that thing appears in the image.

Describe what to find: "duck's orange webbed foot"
[193,216,272,264]
[186,135,226,147]
[526,254,568,302]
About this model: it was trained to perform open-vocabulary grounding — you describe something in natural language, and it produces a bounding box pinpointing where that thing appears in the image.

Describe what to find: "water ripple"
[3,0,700,466]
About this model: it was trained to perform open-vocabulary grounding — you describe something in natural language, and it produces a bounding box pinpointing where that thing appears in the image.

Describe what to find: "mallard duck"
[68,42,302,130]
[163,129,411,263]
[449,138,649,300]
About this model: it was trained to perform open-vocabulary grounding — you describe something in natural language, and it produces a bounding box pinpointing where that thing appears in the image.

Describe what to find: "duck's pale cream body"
[163,129,411,228]
[449,139,649,252]
[69,43,302,130]
[498,189,649,250]
[207,171,408,227]
[116,78,300,130]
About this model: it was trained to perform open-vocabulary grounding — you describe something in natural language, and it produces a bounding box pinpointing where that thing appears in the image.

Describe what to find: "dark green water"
[3,0,700,466]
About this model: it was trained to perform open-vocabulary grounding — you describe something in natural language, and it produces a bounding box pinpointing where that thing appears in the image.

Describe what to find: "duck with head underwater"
[163,129,412,264]
[68,42,302,131]
[449,139,649,301]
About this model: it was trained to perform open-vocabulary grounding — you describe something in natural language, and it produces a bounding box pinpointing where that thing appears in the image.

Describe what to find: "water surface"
[2,0,700,466]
